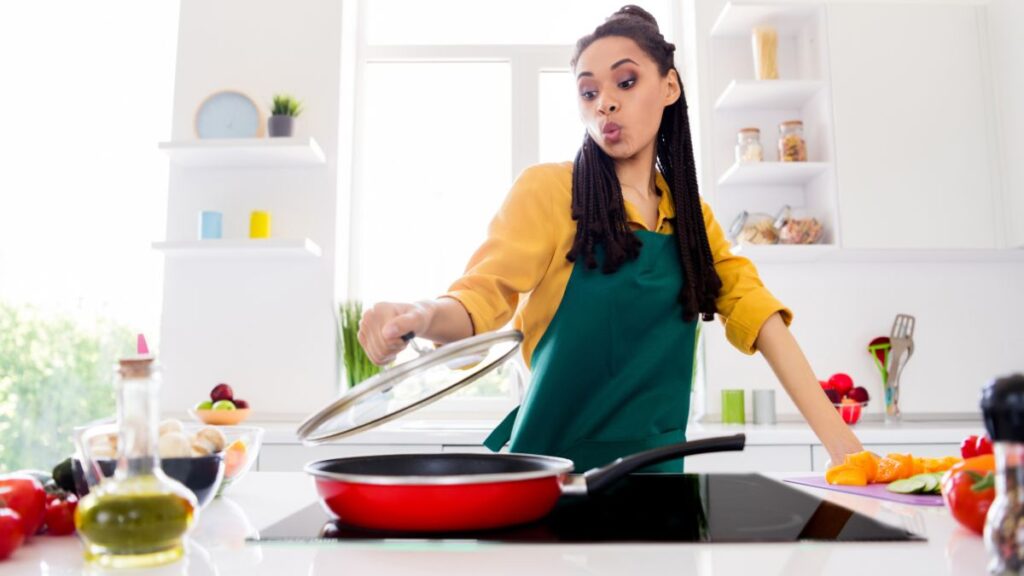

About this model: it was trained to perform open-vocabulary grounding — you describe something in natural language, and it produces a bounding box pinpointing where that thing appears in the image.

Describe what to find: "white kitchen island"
[4,471,990,575]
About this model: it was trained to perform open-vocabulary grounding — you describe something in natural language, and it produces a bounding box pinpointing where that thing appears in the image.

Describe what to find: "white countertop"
[256,417,985,446]
[6,471,991,575]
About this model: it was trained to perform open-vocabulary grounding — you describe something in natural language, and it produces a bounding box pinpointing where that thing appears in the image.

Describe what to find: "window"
[0,2,179,470]
[343,0,677,414]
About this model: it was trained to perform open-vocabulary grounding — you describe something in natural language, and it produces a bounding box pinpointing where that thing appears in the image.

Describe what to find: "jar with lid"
[74,344,198,569]
[735,128,763,163]
[778,120,807,162]
[775,205,825,245]
[982,374,1024,575]
[727,207,789,246]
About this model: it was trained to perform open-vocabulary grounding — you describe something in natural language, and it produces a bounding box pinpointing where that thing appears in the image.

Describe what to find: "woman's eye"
[618,77,636,89]
[580,90,597,100]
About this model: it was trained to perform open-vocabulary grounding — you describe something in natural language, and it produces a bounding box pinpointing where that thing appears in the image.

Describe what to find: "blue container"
[199,211,223,239]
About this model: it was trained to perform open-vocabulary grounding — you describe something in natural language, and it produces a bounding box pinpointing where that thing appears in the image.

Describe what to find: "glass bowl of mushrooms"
[71,419,239,508]
[210,425,264,495]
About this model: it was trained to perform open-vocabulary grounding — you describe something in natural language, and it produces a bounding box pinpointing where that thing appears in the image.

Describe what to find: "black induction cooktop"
[253,473,923,544]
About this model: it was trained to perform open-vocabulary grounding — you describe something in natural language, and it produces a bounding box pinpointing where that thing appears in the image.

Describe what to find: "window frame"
[339,0,687,421]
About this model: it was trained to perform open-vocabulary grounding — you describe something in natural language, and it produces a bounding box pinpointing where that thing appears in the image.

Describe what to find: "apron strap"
[483,406,519,452]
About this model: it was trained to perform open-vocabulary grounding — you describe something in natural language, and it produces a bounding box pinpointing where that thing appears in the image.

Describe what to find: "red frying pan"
[305,433,745,532]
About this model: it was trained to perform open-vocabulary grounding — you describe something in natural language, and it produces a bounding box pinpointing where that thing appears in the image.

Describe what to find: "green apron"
[483,229,698,473]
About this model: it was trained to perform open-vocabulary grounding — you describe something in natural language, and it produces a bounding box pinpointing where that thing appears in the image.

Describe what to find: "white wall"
[703,260,1024,418]
[158,0,1022,422]
[691,0,1024,419]
[160,0,344,417]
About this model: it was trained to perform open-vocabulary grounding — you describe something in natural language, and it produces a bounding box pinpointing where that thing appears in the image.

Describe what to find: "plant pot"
[268,115,294,137]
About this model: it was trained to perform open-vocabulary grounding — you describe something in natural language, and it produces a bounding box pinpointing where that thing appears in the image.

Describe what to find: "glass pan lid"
[296,330,522,444]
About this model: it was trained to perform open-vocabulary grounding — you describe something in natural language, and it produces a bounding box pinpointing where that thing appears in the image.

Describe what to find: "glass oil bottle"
[74,352,198,568]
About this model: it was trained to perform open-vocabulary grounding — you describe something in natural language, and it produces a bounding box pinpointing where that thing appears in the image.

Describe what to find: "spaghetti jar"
[778,120,807,162]
[751,25,779,80]
[735,128,764,163]
[74,352,198,569]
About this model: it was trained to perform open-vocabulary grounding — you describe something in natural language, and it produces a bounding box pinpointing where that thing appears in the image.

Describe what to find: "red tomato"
[975,435,993,457]
[960,435,979,459]
[828,373,854,397]
[0,475,45,537]
[43,495,77,536]
[0,507,24,560]
[942,468,995,535]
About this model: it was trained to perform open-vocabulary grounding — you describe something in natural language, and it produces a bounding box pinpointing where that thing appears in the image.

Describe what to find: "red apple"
[828,373,854,397]
[210,383,234,402]
[824,389,841,404]
[233,398,249,409]
[819,380,835,391]
[848,386,870,403]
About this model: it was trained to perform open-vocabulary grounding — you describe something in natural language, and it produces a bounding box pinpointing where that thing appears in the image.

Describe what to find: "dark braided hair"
[568,5,722,322]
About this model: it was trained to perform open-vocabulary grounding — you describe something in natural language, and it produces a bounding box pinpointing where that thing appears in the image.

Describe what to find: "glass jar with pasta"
[735,127,764,163]
[751,25,779,80]
[778,120,807,162]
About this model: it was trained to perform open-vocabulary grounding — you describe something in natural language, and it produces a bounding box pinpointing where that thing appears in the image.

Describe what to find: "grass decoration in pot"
[268,93,303,137]
[338,301,383,389]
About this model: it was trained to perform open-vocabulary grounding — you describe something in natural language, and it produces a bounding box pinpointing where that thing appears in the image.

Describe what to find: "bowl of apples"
[190,383,251,426]
[820,373,870,425]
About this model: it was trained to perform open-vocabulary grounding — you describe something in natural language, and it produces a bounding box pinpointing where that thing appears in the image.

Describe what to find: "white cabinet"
[828,3,997,250]
[684,445,811,473]
[810,443,960,471]
[986,0,1024,248]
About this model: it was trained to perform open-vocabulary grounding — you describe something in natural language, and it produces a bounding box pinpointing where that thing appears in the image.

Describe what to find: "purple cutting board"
[784,476,944,506]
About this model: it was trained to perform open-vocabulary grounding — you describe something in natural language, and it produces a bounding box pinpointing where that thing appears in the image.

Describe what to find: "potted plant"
[338,301,384,389]
[268,93,303,137]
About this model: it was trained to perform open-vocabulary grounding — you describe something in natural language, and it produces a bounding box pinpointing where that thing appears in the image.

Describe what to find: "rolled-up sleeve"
[702,199,793,354]
[442,165,557,335]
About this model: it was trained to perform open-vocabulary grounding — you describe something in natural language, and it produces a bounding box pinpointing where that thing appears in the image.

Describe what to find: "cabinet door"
[828,4,997,249]
[684,445,811,473]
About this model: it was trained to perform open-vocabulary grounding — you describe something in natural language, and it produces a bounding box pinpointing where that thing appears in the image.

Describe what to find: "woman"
[359,5,864,471]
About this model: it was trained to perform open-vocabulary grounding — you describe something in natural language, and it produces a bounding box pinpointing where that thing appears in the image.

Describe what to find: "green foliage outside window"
[0,300,132,472]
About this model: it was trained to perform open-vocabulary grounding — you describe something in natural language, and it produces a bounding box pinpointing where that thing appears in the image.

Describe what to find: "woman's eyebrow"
[577,57,639,80]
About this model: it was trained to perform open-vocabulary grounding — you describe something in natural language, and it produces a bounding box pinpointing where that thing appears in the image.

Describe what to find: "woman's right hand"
[357,301,434,365]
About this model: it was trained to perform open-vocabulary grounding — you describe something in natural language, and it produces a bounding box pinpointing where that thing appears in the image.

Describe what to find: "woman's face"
[574,36,680,161]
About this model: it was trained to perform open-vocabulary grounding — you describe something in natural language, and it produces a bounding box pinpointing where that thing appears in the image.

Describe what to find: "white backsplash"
[702,258,1024,419]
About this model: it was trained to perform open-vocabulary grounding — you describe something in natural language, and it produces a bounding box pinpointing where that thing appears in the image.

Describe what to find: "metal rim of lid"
[295,329,524,445]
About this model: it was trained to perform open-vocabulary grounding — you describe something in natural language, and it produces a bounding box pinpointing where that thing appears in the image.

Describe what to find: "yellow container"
[249,210,271,238]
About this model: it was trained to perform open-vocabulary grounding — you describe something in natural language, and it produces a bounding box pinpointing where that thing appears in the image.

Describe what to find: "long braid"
[568,5,722,321]
[568,135,641,273]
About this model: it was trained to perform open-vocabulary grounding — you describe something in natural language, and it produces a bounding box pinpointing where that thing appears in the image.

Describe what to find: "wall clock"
[194,90,265,138]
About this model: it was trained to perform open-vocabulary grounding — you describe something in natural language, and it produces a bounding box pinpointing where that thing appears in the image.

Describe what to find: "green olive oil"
[76,476,195,568]
[73,350,199,569]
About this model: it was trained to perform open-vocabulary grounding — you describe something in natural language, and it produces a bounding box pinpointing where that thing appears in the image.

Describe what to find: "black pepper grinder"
[981,373,1024,575]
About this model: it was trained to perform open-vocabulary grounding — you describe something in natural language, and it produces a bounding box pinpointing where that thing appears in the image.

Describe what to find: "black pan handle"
[583,433,746,495]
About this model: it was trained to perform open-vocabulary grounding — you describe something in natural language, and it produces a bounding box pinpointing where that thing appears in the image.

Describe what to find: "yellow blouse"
[443,162,792,368]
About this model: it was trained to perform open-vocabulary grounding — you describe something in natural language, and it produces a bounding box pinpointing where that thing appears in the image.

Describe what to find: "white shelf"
[158,137,325,167]
[730,244,837,263]
[152,238,322,258]
[717,162,830,187]
[714,80,826,110]
[710,2,822,37]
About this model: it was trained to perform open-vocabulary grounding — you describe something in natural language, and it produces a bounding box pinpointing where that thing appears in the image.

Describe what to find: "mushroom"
[158,431,192,458]
[191,426,227,456]
[159,419,184,437]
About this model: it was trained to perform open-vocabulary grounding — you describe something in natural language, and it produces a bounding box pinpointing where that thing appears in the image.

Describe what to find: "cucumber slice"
[920,473,939,493]
[888,476,929,494]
